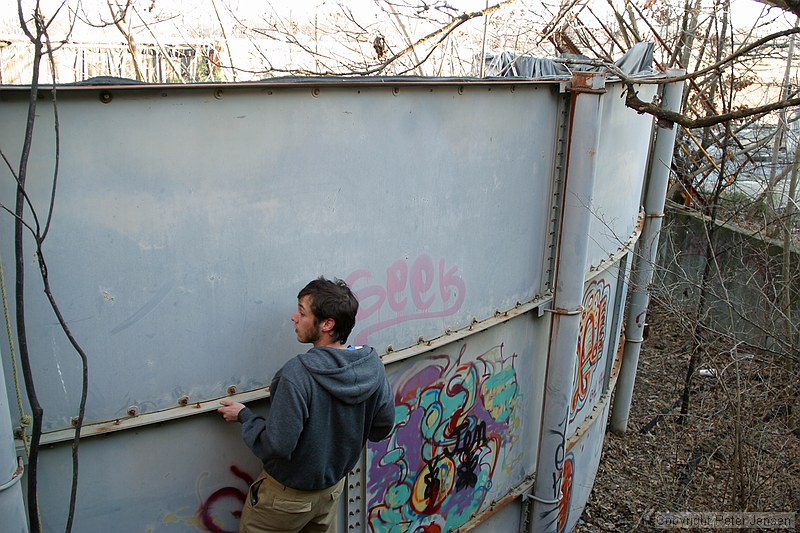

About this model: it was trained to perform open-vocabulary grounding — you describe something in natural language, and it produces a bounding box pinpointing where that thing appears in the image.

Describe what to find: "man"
[219,277,395,533]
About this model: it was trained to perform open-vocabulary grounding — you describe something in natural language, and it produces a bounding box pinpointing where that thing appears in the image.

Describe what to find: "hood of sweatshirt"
[298,345,385,405]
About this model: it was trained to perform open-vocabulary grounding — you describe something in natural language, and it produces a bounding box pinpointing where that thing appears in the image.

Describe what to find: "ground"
[577,298,800,532]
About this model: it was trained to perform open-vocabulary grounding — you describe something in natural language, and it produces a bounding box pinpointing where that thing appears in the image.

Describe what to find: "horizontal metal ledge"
[31,388,271,447]
[459,474,536,531]
[1,76,565,94]
[380,294,552,365]
[25,220,642,447]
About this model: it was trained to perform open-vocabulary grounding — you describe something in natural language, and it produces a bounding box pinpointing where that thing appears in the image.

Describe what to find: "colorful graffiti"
[570,279,611,422]
[346,254,466,345]
[366,343,521,532]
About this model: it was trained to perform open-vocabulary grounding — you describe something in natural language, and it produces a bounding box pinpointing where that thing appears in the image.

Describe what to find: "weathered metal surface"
[0,356,25,531]
[0,75,662,532]
[532,74,605,533]
[0,82,560,434]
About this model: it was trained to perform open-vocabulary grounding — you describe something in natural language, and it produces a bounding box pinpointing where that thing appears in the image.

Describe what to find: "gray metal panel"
[562,401,612,533]
[0,83,561,431]
[26,311,546,533]
[0,77,663,533]
[0,350,25,532]
[33,414,263,532]
[588,82,657,266]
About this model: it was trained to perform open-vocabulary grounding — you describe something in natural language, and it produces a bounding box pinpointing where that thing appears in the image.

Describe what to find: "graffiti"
[551,411,568,498]
[346,254,466,345]
[571,279,611,422]
[367,343,521,532]
[557,453,575,533]
[419,419,488,504]
[196,465,254,533]
[450,420,487,491]
[161,464,254,532]
[536,410,569,532]
[554,404,610,533]
[635,309,647,329]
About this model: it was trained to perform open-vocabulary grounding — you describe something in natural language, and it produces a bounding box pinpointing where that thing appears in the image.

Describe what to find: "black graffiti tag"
[447,420,487,492]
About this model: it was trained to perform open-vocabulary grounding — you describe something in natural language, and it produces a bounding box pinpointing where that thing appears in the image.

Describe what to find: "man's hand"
[218,399,245,422]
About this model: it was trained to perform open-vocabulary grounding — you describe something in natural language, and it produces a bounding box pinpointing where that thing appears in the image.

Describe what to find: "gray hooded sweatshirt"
[238,345,395,490]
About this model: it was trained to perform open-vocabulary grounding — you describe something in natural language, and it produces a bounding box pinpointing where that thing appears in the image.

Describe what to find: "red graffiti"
[197,465,254,533]
[571,279,610,420]
[557,453,574,533]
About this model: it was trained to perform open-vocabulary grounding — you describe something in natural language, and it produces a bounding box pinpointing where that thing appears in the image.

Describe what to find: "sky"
[0,0,789,50]
[1,0,788,32]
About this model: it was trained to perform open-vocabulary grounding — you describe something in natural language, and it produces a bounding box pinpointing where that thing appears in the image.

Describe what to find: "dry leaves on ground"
[578,299,799,532]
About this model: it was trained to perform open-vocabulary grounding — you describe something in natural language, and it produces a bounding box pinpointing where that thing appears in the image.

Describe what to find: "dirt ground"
[577,298,800,532]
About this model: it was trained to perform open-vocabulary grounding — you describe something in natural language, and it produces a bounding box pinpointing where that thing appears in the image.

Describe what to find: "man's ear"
[320,318,336,335]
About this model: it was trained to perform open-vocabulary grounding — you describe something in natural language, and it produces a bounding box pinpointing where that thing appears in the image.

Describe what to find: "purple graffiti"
[366,343,520,532]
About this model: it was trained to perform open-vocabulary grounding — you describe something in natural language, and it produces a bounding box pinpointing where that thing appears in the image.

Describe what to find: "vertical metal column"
[345,453,366,532]
[610,70,686,433]
[0,342,28,532]
[531,72,606,533]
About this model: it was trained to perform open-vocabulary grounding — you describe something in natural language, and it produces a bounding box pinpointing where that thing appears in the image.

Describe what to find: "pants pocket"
[272,496,312,514]
[329,481,344,502]
[247,476,267,507]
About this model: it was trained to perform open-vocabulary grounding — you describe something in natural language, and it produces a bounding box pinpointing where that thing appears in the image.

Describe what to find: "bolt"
[127,406,138,417]
[214,88,224,99]
[178,395,189,406]
[227,385,237,395]
[99,91,112,104]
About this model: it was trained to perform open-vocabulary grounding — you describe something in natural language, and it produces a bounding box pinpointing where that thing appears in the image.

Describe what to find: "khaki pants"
[239,470,345,533]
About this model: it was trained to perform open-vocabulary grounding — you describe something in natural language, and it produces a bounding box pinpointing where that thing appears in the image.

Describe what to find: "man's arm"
[368,379,395,442]
[218,377,309,461]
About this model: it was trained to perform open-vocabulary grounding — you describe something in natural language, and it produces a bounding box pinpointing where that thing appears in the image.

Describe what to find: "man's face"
[291,295,321,344]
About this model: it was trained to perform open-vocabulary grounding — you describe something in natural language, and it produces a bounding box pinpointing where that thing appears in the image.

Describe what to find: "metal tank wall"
[0,75,660,532]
